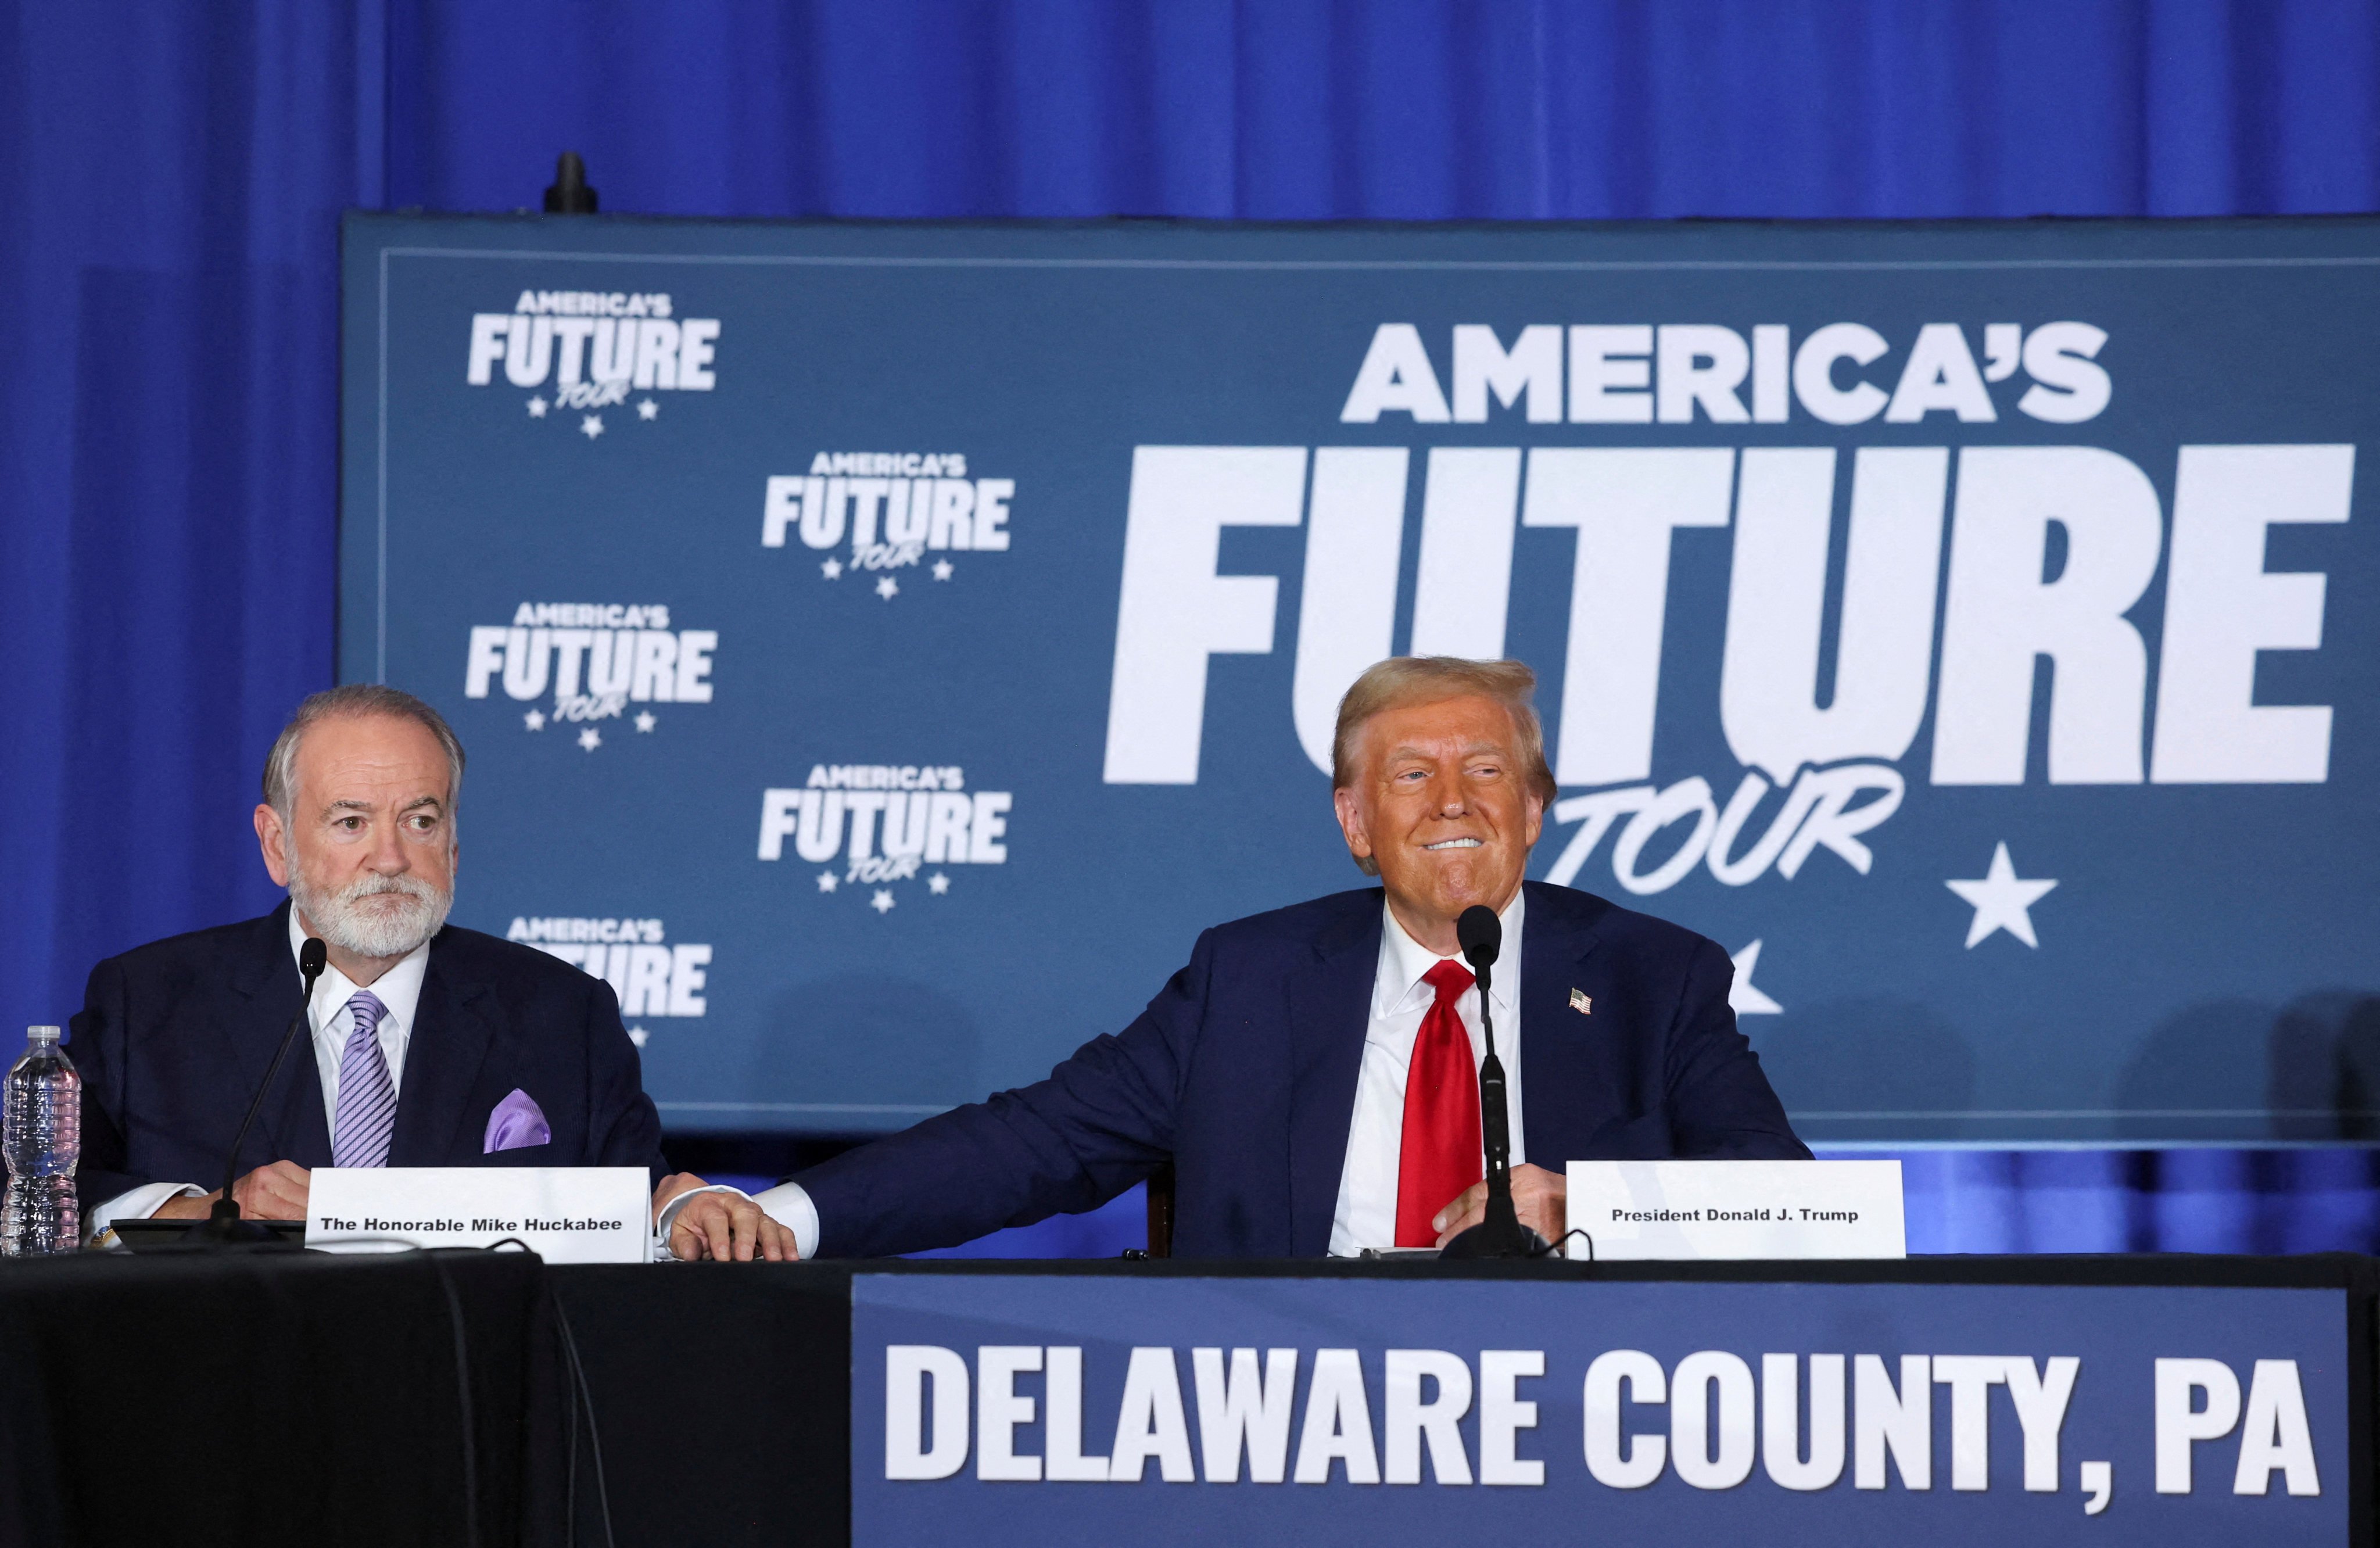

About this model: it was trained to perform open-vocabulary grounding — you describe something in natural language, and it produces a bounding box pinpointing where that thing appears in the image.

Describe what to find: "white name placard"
[305,1166,653,1263]
[1564,1160,1905,1260]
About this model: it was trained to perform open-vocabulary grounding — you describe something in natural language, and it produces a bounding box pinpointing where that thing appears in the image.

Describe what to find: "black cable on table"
[421,1249,482,1548]
[1536,1229,1596,1262]
[548,1282,617,1548]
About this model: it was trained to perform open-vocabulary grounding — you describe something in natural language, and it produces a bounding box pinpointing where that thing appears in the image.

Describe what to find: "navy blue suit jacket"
[69,902,666,1210]
[798,881,1809,1258]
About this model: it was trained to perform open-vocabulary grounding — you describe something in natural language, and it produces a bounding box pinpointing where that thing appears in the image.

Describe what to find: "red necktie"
[1395,959,1481,1247]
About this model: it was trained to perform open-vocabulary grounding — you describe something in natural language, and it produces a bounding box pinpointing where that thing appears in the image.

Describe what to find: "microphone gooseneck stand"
[188,936,328,1244]
[1437,904,1549,1261]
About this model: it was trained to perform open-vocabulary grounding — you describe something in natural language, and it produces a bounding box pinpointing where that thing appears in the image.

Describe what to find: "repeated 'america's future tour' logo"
[757,762,1012,914]
[464,602,718,751]
[506,914,713,1048]
[761,452,1015,599]
[464,291,720,440]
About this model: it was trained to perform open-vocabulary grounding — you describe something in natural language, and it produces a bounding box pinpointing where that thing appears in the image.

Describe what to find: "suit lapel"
[223,902,334,1169]
[389,935,501,1166]
[1285,893,1383,1257]
[1518,882,1606,1167]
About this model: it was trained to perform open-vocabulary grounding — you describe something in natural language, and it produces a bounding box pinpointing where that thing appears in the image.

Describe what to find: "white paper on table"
[1564,1159,1905,1260]
[305,1166,652,1263]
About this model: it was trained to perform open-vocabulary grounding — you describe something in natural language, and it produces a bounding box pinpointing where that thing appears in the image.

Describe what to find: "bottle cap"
[26,1026,60,1040]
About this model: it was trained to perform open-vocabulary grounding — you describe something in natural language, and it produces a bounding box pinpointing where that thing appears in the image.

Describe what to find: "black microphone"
[1456,902,1500,976]
[193,936,327,1243]
[1439,905,1546,1260]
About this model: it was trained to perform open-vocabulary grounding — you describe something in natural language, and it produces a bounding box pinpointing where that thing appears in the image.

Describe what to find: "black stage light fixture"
[544,151,598,213]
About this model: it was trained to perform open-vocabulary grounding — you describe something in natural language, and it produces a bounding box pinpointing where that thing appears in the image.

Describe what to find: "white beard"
[291,868,452,961]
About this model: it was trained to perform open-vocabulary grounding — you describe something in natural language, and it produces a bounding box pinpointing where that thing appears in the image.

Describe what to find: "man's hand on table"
[142,1164,800,1259]
[149,1160,312,1221]
[1432,1162,1564,1249]
[655,1172,799,1262]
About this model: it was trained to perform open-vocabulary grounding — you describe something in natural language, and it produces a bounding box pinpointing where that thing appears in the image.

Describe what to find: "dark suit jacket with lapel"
[797,880,1809,1258]
[70,902,667,1210]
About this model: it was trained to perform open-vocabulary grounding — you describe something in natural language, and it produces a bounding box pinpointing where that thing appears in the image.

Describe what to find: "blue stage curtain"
[8,1,2380,1256]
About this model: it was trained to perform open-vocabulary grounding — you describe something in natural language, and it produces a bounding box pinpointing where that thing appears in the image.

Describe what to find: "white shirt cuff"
[88,1182,206,1244]
[754,1180,820,1259]
[651,1182,816,1260]
[654,1183,741,1257]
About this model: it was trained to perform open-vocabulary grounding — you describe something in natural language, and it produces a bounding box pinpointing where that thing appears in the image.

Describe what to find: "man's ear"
[254,803,292,888]
[1332,786,1374,864]
[1522,790,1544,851]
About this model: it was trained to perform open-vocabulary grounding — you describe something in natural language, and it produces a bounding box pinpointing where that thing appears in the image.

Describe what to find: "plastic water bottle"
[2,1026,80,1255]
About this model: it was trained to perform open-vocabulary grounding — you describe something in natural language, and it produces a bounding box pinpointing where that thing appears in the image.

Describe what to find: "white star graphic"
[820,558,843,580]
[526,396,549,418]
[578,727,601,751]
[815,872,838,893]
[634,711,656,733]
[875,576,899,600]
[626,1027,649,1048]
[523,708,546,731]
[579,414,604,439]
[1728,940,1783,1015]
[1946,842,2059,948]
[636,397,659,421]
[931,558,954,581]
[927,872,951,895]
[870,888,896,914]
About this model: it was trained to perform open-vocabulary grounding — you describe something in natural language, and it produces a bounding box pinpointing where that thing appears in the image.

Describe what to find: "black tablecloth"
[6,1250,2372,1547]
[0,1245,554,1548]
[554,1264,851,1545]
[549,1252,2380,1548]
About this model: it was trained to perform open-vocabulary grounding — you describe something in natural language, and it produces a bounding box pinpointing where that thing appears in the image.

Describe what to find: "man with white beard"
[70,684,793,1261]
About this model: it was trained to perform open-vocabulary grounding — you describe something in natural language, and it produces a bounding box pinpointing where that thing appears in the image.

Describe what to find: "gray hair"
[263,684,465,826]
[1331,657,1557,877]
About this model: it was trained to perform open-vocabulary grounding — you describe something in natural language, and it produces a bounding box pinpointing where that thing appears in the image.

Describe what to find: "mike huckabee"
[71,683,794,1260]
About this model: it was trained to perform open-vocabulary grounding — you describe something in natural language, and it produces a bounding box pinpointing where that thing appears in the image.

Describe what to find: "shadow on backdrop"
[754,975,984,1121]
[1750,998,1978,1142]
[2267,990,2380,1141]
[2114,998,2276,1141]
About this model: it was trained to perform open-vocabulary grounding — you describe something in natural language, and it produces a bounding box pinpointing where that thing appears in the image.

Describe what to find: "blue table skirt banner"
[849,1271,2354,1546]
[339,213,2380,1145]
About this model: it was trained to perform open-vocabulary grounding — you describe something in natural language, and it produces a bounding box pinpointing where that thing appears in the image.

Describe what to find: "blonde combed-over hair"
[1330,657,1557,876]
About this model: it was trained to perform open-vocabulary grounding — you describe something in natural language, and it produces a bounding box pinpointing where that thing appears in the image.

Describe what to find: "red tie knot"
[1423,959,1474,1004]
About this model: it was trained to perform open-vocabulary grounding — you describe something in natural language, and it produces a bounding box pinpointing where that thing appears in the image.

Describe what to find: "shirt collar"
[287,903,433,1034]
[1374,888,1524,1018]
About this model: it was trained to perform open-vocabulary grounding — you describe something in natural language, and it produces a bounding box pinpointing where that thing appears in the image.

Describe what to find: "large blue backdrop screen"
[8,2,2380,1250]
[345,212,2378,1148]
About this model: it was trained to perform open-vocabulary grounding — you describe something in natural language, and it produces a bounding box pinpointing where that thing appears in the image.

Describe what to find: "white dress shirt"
[1327,891,1524,1256]
[755,891,1527,1262]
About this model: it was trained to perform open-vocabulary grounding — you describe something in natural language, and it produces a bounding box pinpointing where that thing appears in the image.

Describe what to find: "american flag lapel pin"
[1569,988,1593,1015]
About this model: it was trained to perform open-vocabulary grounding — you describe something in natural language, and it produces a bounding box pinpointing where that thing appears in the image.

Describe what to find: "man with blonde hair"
[761,657,1806,1258]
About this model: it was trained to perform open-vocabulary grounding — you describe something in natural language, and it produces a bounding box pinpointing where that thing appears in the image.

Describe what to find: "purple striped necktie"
[331,990,396,1169]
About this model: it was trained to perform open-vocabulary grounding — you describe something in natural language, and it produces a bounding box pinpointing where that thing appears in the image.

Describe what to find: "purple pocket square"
[483,1088,552,1153]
